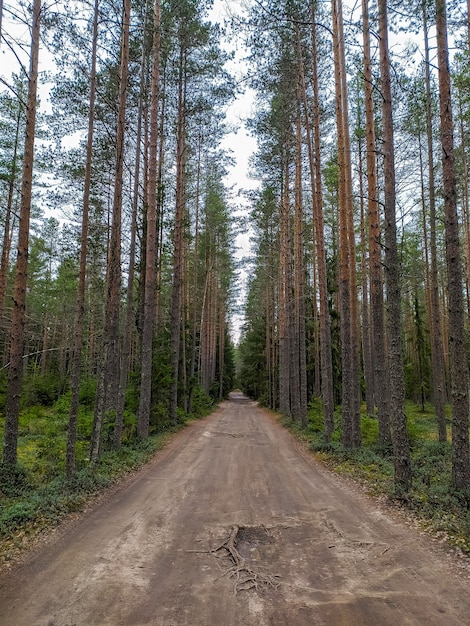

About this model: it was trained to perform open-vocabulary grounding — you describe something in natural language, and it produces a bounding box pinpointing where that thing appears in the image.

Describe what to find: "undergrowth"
[284,400,470,554]
[0,432,177,565]
[0,384,215,567]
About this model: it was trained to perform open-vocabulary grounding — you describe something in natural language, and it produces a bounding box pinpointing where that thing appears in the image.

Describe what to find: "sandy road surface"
[1,392,470,626]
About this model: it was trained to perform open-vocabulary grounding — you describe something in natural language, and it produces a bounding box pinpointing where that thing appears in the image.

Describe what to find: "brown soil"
[1,391,470,625]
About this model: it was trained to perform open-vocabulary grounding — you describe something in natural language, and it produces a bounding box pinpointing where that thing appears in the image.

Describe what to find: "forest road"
[1,392,470,626]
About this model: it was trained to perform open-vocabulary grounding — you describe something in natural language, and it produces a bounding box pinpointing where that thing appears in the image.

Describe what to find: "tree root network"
[188,525,281,595]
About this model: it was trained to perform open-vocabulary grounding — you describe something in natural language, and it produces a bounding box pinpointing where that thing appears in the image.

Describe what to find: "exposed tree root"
[188,525,281,595]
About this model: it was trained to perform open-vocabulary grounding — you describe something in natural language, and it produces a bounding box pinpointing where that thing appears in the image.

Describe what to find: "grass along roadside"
[0,429,182,569]
[282,400,470,555]
[0,385,216,570]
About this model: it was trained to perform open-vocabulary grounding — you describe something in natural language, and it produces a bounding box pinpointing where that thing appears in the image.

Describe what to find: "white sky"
[209,0,259,341]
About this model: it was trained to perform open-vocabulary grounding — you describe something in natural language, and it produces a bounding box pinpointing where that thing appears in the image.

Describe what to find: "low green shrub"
[0,463,32,498]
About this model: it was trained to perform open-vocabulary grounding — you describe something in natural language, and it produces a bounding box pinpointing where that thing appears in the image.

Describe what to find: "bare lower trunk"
[3,0,41,465]
[90,0,130,463]
[66,0,99,477]
[169,45,186,423]
[378,0,411,494]
[423,3,447,442]
[435,0,470,493]
[362,0,391,445]
[138,0,161,439]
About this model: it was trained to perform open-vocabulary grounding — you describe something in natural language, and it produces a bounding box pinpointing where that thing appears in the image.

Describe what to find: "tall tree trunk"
[362,0,391,444]
[422,2,447,442]
[169,45,186,423]
[138,0,161,439]
[187,136,202,416]
[279,156,291,417]
[90,0,130,463]
[66,0,99,477]
[310,1,335,438]
[293,87,307,426]
[378,0,411,493]
[357,128,374,418]
[2,0,41,465]
[116,0,150,447]
[331,0,361,448]
[435,0,470,493]
[0,101,21,327]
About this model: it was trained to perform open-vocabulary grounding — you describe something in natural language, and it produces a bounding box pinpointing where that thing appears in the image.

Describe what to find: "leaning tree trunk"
[2,0,41,466]
[378,0,412,494]
[435,0,470,493]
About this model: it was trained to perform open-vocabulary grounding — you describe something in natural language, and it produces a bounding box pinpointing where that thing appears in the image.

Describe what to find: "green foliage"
[189,386,214,419]
[288,401,470,553]
[0,463,32,498]
[0,430,176,556]
[22,370,68,407]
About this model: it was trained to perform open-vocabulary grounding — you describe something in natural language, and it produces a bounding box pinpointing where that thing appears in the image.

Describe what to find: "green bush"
[0,463,32,498]
[22,371,67,407]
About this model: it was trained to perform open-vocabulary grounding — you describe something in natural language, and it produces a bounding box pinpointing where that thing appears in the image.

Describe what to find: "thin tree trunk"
[293,80,307,425]
[435,0,470,493]
[90,0,130,463]
[362,0,391,445]
[332,0,360,448]
[0,101,21,328]
[357,128,374,417]
[279,156,291,418]
[422,2,447,442]
[169,45,186,423]
[378,0,411,493]
[66,0,99,477]
[138,0,161,439]
[187,136,202,416]
[310,1,335,438]
[115,0,150,447]
[3,0,41,465]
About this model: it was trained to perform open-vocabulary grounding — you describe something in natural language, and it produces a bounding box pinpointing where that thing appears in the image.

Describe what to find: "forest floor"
[1,391,470,625]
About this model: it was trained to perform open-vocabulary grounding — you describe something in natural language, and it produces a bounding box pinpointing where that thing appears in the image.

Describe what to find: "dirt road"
[1,392,470,625]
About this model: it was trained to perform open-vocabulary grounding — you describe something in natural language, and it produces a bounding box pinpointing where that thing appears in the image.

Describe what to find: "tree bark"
[331,0,361,448]
[422,2,447,442]
[362,0,391,445]
[310,1,335,438]
[90,0,130,464]
[169,44,186,423]
[435,0,470,493]
[66,0,99,477]
[3,0,41,465]
[279,156,291,418]
[293,86,307,425]
[138,0,161,439]
[378,0,412,493]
